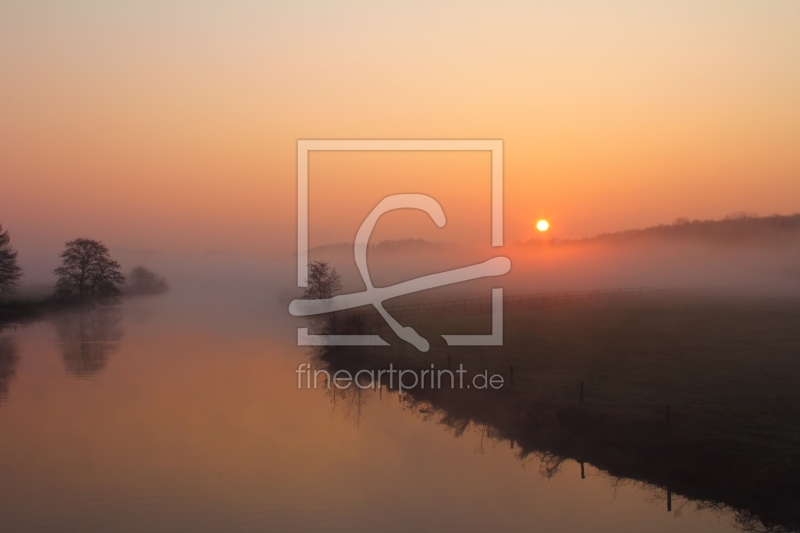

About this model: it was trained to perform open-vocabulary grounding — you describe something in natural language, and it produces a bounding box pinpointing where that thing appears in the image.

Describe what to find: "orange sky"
[1,1,799,260]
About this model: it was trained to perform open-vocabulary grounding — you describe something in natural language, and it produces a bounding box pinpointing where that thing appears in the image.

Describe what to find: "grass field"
[409,293,800,447]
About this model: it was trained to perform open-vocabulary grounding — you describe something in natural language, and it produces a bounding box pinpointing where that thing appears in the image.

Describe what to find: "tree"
[54,238,126,305]
[303,261,342,300]
[125,266,169,296]
[0,225,22,294]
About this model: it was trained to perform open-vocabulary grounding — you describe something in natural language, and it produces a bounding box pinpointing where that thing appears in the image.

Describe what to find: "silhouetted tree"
[0,225,22,294]
[303,261,342,300]
[54,238,125,305]
[125,265,169,296]
[301,261,344,335]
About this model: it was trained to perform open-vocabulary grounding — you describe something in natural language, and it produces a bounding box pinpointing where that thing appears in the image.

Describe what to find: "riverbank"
[314,291,800,532]
[0,289,56,325]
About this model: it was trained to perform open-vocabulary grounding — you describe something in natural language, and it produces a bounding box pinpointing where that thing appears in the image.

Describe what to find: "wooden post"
[580,382,585,404]
[667,488,672,512]
[510,366,514,386]
[666,405,671,426]
[580,462,585,479]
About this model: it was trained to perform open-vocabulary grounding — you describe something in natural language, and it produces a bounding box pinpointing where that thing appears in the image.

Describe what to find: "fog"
[295,230,800,306]
[8,215,800,334]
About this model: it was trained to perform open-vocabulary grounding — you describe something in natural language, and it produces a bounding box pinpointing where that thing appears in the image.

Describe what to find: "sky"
[2,1,800,264]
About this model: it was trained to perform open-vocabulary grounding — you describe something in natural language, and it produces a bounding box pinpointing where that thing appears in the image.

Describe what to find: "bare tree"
[125,265,169,296]
[0,225,22,294]
[303,261,342,300]
[301,261,344,335]
[54,238,125,305]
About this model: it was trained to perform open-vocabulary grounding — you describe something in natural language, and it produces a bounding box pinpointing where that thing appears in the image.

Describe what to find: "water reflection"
[0,335,19,403]
[0,308,745,533]
[54,308,124,377]
[326,377,371,427]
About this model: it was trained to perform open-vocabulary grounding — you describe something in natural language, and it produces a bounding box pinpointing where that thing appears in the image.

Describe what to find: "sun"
[536,219,550,232]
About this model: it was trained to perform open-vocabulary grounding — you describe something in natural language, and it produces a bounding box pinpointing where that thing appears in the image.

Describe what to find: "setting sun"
[536,219,550,232]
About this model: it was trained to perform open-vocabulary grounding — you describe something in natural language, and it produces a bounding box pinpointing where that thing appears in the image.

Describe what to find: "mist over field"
[6,214,749,350]
[9,213,799,330]
[287,213,800,305]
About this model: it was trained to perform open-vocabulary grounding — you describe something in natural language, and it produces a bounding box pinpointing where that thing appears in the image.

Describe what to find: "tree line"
[0,224,167,306]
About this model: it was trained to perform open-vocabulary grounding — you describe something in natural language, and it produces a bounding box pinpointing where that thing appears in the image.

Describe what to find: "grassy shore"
[0,295,53,324]
[0,285,61,325]
[316,292,800,532]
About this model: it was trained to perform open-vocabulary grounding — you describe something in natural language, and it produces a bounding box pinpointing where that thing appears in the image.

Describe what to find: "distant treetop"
[303,261,342,300]
[125,266,169,296]
[54,238,125,306]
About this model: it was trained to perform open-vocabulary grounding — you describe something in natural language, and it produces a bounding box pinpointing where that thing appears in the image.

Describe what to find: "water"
[0,293,741,532]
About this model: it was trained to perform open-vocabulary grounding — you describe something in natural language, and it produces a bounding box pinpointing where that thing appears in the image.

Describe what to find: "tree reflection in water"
[315,347,800,533]
[397,388,798,533]
[0,335,19,403]
[54,307,124,377]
